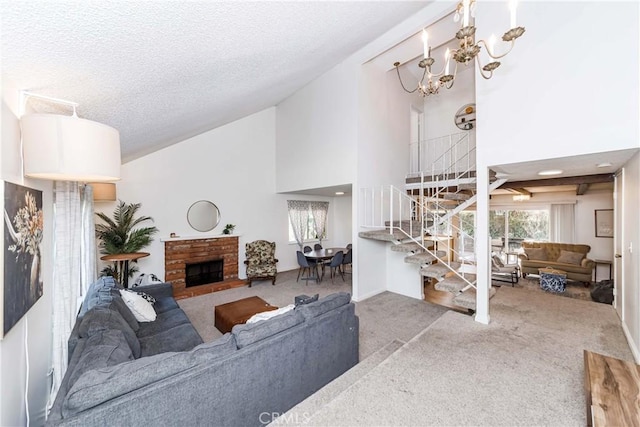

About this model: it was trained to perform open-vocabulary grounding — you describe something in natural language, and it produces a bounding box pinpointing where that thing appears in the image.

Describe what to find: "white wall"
[621,152,640,361]
[474,1,640,322]
[107,108,344,281]
[331,195,353,247]
[1,95,54,426]
[275,63,358,194]
[476,1,639,167]
[424,66,475,140]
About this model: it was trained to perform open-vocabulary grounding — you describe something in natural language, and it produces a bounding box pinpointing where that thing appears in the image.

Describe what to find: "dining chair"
[325,251,344,283]
[341,249,352,274]
[303,245,312,253]
[296,251,319,284]
[314,243,323,250]
[346,243,352,250]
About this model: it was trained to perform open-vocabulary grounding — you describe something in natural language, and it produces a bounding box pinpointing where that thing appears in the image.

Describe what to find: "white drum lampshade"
[21,113,121,182]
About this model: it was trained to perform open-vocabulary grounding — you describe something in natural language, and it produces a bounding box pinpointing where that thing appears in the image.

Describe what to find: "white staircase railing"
[359,185,476,286]
[409,132,475,177]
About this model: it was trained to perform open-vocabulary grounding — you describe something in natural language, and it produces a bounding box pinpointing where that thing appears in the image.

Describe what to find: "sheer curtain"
[49,182,96,411]
[287,200,310,251]
[310,201,329,245]
[550,203,575,243]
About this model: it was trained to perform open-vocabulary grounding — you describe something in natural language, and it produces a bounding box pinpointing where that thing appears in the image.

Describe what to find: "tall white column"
[474,166,490,324]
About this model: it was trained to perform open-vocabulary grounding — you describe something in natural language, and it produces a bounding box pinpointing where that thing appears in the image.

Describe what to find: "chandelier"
[394,0,525,97]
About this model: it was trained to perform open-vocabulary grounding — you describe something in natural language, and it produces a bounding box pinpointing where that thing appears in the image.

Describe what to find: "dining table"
[304,248,348,281]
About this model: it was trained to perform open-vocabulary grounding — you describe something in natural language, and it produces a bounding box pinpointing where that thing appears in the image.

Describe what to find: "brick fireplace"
[163,235,244,299]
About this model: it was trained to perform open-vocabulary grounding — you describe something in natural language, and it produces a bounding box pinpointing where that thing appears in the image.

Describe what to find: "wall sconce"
[89,183,117,202]
[19,92,121,182]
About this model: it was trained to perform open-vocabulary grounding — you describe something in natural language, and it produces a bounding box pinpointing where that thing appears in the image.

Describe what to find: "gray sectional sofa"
[47,280,359,426]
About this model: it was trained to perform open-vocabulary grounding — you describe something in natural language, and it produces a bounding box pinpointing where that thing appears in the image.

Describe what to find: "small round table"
[100,252,149,288]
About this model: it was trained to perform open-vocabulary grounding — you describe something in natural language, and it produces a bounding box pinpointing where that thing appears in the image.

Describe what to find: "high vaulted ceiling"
[1,1,428,162]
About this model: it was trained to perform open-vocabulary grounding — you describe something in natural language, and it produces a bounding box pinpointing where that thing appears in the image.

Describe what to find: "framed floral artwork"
[595,209,614,238]
[3,181,44,336]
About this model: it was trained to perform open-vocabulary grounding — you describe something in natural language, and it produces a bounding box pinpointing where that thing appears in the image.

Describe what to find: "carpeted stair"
[358,229,411,242]
[434,275,474,293]
[452,286,497,310]
[390,242,425,253]
[404,251,446,265]
[278,339,406,423]
[420,262,461,279]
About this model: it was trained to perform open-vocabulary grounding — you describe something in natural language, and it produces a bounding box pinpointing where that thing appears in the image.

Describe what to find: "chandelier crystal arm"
[394,62,428,94]
[392,1,524,97]
[477,38,516,60]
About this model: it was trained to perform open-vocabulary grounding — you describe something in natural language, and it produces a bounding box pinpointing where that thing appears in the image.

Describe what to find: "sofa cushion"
[524,247,547,261]
[295,292,351,320]
[66,329,134,390]
[135,307,193,338]
[153,296,179,314]
[63,333,236,417]
[556,250,585,265]
[78,276,118,318]
[79,306,141,358]
[233,309,304,349]
[120,289,157,322]
[138,323,204,357]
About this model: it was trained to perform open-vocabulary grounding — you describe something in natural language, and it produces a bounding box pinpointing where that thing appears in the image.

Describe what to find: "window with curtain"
[287,200,329,248]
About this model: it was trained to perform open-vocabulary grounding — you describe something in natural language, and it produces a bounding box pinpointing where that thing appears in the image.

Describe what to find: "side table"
[100,252,150,288]
[593,259,612,281]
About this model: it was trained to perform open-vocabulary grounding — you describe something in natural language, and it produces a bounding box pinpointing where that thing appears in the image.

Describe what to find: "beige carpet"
[178,268,450,359]
[496,275,593,302]
[289,285,633,426]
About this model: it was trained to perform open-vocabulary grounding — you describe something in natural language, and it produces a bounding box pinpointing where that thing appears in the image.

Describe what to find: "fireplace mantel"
[161,234,240,242]
[164,235,244,299]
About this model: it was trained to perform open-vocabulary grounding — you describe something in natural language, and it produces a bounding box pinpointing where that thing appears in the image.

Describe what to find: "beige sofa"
[518,242,595,283]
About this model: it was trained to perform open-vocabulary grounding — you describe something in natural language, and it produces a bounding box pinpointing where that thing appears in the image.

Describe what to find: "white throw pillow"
[120,289,157,322]
[246,304,295,324]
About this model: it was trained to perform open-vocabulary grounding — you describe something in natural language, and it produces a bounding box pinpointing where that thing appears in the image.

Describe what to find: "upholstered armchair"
[244,240,278,287]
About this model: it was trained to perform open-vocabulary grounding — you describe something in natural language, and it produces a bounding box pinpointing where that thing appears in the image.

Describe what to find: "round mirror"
[454,103,476,130]
[187,200,220,232]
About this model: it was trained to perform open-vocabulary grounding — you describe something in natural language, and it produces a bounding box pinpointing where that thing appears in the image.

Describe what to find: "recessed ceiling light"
[335,191,345,195]
[538,169,563,176]
[596,162,612,168]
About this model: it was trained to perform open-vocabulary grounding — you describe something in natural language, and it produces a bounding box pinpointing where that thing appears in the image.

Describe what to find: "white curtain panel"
[80,184,97,295]
[287,200,310,251]
[550,203,576,243]
[48,182,96,411]
[310,201,329,244]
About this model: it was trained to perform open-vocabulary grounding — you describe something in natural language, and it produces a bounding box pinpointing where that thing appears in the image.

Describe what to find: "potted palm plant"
[95,200,158,284]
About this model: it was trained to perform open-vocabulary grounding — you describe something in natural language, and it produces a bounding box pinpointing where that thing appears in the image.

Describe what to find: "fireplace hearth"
[163,235,242,299]
[185,259,223,287]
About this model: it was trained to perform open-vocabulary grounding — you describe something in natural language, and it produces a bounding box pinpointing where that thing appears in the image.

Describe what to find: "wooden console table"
[584,350,640,426]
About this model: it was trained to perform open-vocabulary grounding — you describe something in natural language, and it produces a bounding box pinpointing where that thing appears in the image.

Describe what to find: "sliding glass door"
[490,209,549,253]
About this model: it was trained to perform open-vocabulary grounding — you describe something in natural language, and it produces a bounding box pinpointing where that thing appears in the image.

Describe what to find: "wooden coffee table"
[214,296,278,333]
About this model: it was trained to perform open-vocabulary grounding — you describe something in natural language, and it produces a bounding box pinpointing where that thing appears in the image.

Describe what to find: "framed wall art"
[3,181,44,336]
[595,209,614,238]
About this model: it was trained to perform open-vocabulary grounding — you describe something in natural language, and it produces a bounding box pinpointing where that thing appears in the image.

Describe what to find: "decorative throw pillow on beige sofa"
[525,247,547,261]
[556,250,584,265]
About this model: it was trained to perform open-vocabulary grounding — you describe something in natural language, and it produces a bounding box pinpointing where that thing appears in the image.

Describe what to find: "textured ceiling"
[1,1,428,162]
